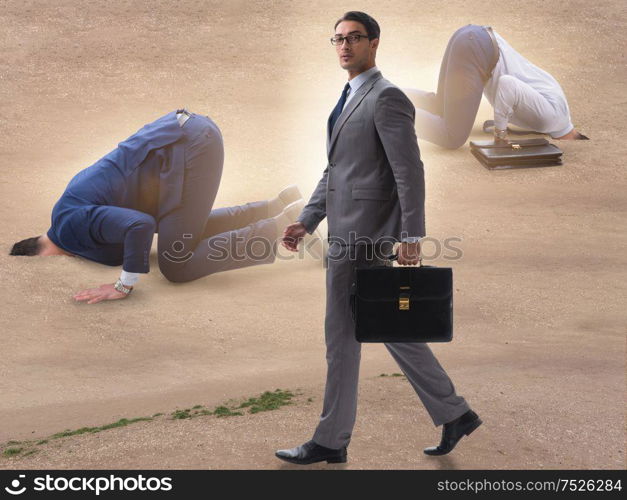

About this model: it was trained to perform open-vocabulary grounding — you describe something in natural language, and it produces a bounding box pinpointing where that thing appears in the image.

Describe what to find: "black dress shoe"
[424,409,482,456]
[275,440,347,465]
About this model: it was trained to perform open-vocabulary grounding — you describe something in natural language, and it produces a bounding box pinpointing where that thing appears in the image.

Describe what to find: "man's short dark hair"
[10,236,41,256]
[334,11,380,40]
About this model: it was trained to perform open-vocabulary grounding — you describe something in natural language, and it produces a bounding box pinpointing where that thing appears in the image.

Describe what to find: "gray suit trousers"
[158,196,278,283]
[312,242,470,449]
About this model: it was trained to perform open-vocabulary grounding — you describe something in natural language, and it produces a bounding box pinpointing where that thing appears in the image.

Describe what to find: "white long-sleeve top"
[483,31,574,138]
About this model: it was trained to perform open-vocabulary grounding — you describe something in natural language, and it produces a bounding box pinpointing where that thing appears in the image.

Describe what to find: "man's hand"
[397,241,421,266]
[494,128,510,144]
[73,283,130,304]
[282,222,308,252]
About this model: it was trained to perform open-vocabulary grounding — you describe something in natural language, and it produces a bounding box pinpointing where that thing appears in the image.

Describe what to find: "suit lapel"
[327,71,382,156]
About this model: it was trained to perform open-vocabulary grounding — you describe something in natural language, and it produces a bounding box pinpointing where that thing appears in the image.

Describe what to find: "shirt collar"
[347,66,379,95]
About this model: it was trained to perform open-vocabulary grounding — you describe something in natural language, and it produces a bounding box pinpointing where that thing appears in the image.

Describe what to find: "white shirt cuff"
[120,270,139,286]
[401,237,423,243]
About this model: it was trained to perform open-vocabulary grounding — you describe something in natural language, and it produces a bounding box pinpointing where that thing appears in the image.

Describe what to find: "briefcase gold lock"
[399,289,410,311]
[511,144,522,150]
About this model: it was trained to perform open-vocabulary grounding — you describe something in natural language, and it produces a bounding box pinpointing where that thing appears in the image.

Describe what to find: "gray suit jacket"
[297,70,425,245]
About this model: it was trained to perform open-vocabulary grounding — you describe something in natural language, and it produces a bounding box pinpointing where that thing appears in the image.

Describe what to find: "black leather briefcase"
[469,138,562,170]
[350,260,453,343]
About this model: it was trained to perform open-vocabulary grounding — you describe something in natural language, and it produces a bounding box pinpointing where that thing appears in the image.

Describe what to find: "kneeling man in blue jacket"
[10,110,310,303]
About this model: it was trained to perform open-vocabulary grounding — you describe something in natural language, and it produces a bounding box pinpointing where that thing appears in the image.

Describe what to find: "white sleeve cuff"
[401,237,423,243]
[120,270,139,286]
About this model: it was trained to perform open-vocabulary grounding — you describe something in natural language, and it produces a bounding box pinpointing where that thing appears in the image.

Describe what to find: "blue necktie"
[328,83,351,136]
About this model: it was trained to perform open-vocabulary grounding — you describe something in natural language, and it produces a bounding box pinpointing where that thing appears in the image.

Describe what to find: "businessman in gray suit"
[276,12,481,465]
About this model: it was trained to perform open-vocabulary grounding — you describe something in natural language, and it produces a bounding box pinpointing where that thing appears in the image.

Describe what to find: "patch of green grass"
[172,406,212,418]
[98,417,152,431]
[51,427,92,439]
[168,389,295,420]
[3,447,23,457]
[50,417,153,439]
[171,409,192,420]
[238,389,294,414]
[380,372,405,378]
[212,406,243,418]
[2,388,302,459]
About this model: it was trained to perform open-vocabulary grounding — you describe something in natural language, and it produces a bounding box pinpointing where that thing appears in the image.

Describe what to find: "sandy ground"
[1,0,625,469]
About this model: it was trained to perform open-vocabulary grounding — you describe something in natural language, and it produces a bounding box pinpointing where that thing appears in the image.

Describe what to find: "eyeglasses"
[330,34,370,46]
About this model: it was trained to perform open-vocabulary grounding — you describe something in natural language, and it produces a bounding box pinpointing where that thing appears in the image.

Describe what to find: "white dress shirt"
[344,65,380,106]
[483,31,574,138]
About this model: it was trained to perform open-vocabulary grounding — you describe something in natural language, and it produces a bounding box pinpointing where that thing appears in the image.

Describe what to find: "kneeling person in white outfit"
[404,24,588,148]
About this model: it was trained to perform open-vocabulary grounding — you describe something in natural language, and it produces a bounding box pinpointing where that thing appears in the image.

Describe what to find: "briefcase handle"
[383,253,423,267]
